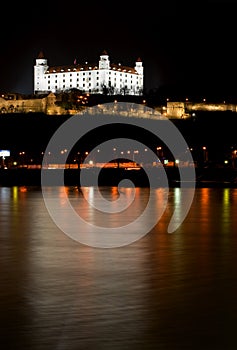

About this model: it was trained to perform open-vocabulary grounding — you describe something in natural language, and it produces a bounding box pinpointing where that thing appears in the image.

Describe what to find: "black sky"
[1,0,237,99]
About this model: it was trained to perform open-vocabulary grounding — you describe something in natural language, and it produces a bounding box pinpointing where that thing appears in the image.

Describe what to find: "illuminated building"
[34,50,144,96]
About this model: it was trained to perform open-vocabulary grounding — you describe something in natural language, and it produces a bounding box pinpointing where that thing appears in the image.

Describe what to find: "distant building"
[34,50,144,96]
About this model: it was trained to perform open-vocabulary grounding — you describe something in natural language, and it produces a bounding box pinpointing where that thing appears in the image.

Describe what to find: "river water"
[0,186,237,349]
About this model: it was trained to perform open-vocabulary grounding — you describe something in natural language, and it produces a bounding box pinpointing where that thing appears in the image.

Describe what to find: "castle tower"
[134,57,143,75]
[34,51,48,94]
[99,50,110,70]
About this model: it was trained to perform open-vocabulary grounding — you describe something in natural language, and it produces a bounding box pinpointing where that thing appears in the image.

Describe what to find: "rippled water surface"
[0,186,237,349]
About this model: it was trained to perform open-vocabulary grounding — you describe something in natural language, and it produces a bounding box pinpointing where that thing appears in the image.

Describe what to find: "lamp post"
[133,150,139,165]
[156,146,163,164]
[19,151,25,167]
[232,150,237,168]
[202,146,208,164]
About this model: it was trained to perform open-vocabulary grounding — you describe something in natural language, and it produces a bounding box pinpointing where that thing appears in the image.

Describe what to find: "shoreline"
[0,167,237,188]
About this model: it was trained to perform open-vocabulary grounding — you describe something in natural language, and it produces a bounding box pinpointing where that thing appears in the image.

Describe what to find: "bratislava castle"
[34,50,144,95]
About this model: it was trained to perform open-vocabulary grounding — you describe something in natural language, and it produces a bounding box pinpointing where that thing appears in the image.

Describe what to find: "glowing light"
[0,150,10,157]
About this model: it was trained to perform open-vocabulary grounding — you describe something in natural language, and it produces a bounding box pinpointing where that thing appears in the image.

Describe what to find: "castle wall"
[1,95,237,116]
[166,102,186,118]
[185,102,237,113]
[0,96,46,113]
[0,93,64,115]
[166,101,237,118]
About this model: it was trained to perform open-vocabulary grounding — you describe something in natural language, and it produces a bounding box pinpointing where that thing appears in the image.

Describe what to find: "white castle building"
[34,50,144,96]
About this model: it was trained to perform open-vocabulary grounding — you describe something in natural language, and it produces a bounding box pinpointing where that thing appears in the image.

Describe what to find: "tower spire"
[37,50,45,59]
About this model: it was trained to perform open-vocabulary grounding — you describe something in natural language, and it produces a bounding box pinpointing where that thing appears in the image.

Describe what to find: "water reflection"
[0,186,237,349]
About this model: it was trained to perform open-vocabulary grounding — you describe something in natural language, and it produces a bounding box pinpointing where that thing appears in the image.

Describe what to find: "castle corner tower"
[34,51,48,94]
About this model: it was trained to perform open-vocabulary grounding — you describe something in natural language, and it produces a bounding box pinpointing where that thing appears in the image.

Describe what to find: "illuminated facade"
[34,50,144,96]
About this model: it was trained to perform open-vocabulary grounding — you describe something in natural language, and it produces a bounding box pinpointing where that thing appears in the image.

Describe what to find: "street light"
[232,149,237,168]
[133,150,139,164]
[202,146,208,163]
[156,146,163,163]
[19,151,26,167]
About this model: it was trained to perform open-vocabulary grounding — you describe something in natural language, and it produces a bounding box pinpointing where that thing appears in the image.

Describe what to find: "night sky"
[1,0,237,99]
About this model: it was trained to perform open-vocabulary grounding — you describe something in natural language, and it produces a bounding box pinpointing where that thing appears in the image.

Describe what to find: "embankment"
[0,167,237,187]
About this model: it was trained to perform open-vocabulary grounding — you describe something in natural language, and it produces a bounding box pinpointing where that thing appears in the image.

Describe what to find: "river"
[0,186,237,349]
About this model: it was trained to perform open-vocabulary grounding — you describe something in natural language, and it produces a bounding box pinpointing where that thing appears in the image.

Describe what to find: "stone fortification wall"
[0,92,64,115]
[1,94,237,117]
[166,101,237,118]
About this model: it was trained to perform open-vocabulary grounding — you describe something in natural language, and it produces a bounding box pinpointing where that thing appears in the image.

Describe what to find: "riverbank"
[0,166,237,187]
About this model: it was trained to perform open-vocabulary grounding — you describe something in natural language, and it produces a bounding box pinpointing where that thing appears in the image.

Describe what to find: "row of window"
[46,84,141,89]
[45,72,140,79]
[46,78,141,84]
